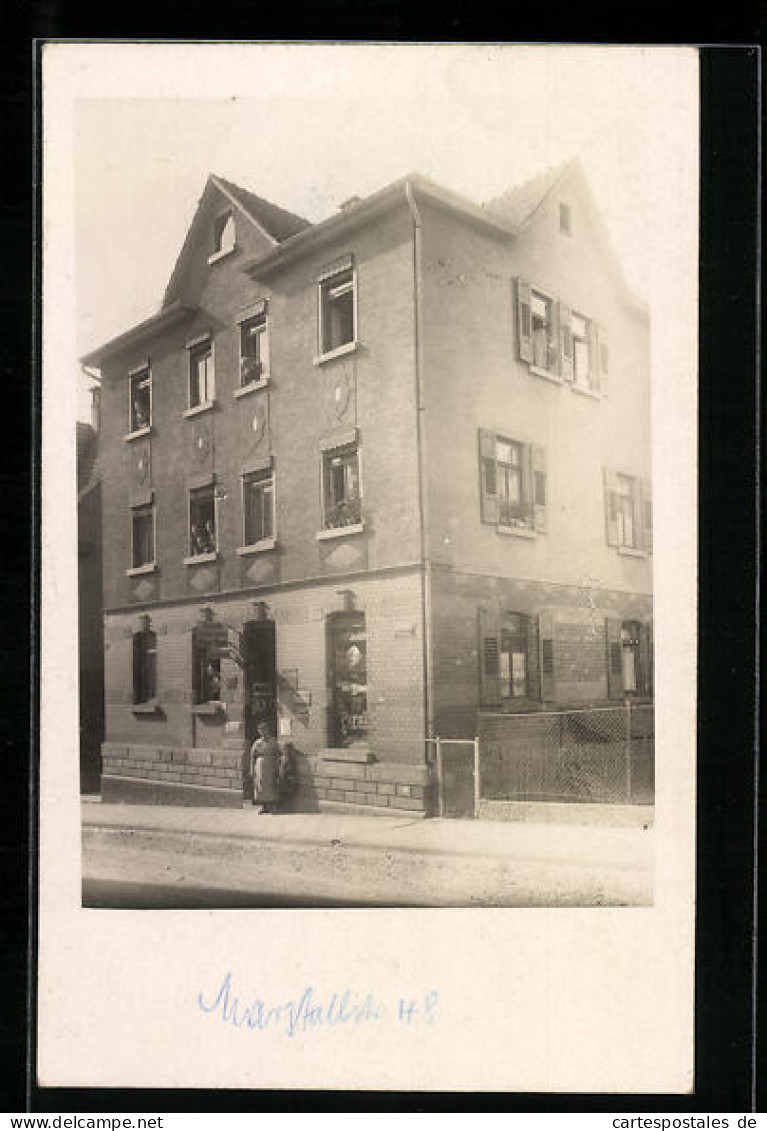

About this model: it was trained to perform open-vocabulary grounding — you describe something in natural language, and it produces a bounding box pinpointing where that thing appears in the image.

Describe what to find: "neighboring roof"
[243,172,518,280]
[213,176,311,242]
[80,300,197,368]
[485,161,571,228]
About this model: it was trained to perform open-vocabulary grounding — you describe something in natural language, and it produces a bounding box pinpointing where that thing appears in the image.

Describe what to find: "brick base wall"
[101,742,434,816]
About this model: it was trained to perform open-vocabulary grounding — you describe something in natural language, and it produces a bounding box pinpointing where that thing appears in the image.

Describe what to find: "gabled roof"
[485,161,571,229]
[213,176,311,243]
[486,158,647,317]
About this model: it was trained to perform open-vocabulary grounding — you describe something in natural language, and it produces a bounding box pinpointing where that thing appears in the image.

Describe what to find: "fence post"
[435,736,444,818]
[473,735,481,819]
[625,698,632,803]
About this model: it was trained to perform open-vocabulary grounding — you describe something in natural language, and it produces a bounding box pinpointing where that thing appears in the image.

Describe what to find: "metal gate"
[428,737,480,818]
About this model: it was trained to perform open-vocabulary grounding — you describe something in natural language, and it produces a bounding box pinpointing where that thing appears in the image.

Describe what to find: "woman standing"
[250,721,280,814]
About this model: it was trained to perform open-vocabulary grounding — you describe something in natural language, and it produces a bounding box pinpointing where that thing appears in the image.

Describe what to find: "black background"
[0,28,760,1114]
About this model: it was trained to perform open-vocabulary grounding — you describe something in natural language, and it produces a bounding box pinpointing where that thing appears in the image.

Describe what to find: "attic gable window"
[559,202,572,235]
[208,211,236,264]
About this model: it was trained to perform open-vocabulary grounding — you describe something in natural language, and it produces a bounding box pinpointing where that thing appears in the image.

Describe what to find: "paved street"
[82,798,653,907]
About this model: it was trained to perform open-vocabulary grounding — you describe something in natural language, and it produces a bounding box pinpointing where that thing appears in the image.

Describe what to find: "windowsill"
[571,383,601,400]
[183,552,218,566]
[316,522,365,541]
[192,701,225,716]
[124,425,152,442]
[237,538,277,556]
[207,246,238,266]
[183,400,216,419]
[529,366,563,385]
[497,524,536,539]
[234,377,270,398]
[132,700,162,715]
[313,340,361,366]
[617,546,648,559]
[126,562,157,576]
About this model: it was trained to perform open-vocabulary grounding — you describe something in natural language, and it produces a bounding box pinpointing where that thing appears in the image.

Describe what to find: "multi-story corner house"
[81,161,652,817]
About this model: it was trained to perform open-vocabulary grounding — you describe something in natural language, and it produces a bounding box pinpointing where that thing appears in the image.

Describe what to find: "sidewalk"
[82,795,653,872]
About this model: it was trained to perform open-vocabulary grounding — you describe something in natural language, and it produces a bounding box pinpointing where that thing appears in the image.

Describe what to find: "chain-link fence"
[478,703,654,805]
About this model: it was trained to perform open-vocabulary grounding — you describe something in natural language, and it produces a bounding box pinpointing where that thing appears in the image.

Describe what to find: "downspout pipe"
[405,182,435,749]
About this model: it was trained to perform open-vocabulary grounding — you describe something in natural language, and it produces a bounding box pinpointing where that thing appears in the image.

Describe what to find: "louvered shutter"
[642,620,654,697]
[549,299,561,375]
[606,617,623,700]
[604,468,621,546]
[478,604,501,706]
[640,478,653,554]
[538,610,557,702]
[478,428,498,525]
[516,277,532,363]
[531,444,547,532]
[526,616,541,701]
[597,322,609,396]
[560,303,574,382]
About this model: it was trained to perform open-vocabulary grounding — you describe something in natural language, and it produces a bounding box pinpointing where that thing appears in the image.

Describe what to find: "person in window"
[133,396,149,430]
[250,720,281,814]
[204,661,220,702]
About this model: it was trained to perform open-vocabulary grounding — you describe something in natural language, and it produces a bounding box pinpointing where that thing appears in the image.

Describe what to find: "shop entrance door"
[242,620,276,746]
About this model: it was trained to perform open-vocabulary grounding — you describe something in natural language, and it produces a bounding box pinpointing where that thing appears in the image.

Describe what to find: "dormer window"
[208,211,236,263]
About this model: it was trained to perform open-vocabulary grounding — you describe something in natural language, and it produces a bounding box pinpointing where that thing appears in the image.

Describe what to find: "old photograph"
[42,42,697,1091]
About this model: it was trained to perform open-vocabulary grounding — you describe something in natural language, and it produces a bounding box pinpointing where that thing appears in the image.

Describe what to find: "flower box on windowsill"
[124,425,152,442]
[529,366,563,386]
[207,245,238,266]
[126,562,157,576]
[234,376,270,398]
[313,340,361,367]
[316,522,365,542]
[182,400,216,419]
[617,546,648,559]
[183,551,218,566]
[192,701,225,717]
[237,538,277,556]
[497,524,536,539]
[131,700,162,716]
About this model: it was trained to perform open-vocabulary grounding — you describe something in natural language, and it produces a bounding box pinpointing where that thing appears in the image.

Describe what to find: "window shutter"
[191,630,200,705]
[596,322,608,395]
[531,444,547,532]
[605,617,623,700]
[549,299,561,376]
[603,468,621,546]
[560,303,574,382]
[478,604,501,706]
[478,428,498,525]
[525,616,541,701]
[538,611,556,702]
[642,619,654,697]
[131,633,140,704]
[640,478,653,554]
[516,277,532,363]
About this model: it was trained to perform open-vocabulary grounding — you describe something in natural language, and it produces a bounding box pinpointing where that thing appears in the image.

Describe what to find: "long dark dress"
[251,736,280,805]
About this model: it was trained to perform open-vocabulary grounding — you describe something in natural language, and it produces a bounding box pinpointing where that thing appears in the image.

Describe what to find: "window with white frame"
[604,469,652,552]
[189,484,216,556]
[240,314,268,386]
[530,290,558,373]
[322,442,361,529]
[213,211,235,256]
[131,502,155,568]
[479,428,547,534]
[189,340,215,408]
[319,263,356,356]
[129,367,151,432]
[243,469,275,546]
